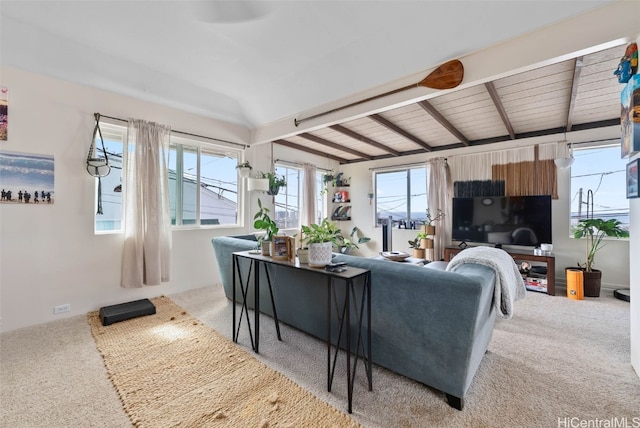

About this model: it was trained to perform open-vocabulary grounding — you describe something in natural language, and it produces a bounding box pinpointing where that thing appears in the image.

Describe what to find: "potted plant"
[570,218,629,297]
[334,226,364,254]
[408,232,427,259]
[422,208,445,236]
[253,198,279,256]
[321,172,335,195]
[262,172,287,195]
[301,218,340,267]
[236,161,252,178]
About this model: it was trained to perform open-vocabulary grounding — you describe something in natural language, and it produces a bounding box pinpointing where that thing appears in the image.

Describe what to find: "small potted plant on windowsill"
[236,161,252,178]
[253,198,279,256]
[262,172,287,195]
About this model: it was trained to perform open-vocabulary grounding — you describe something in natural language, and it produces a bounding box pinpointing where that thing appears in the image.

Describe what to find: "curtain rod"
[274,158,330,172]
[97,113,247,149]
[369,160,436,171]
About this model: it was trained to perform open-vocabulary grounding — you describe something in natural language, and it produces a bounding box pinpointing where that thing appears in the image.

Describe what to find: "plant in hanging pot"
[301,218,340,267]
[262,172,287,195]
[253,198,279,256]
[236,161,252,178]
[570,218,629,297]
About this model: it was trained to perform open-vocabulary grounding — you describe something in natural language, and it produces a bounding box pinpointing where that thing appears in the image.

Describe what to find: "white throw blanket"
[446,246,526,320]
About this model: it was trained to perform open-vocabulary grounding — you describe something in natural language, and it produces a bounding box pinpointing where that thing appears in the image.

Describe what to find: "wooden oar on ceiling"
[294,59,464,127]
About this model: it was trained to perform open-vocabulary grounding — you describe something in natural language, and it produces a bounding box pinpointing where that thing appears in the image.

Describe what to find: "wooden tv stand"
[444,246,555,296]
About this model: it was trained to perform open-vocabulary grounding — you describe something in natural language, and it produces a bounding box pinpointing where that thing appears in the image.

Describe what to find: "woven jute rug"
[88,295,359,427]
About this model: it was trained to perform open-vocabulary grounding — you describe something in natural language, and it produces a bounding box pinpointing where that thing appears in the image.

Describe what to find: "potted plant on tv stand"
[570,218,629,297]
[253,198,279,256]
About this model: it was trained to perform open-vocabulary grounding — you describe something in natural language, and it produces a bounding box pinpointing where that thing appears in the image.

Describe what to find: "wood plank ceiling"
[276,45,625,163]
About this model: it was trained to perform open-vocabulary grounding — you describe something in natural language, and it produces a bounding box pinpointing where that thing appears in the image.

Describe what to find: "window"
[270,164,329,229]
[94,123,125,232]
[273,165,301,229]
[570,143,629,231]
[315,171,327,224]
[95,124,241,231]
[375,166,428,227]
[169,137,240,227]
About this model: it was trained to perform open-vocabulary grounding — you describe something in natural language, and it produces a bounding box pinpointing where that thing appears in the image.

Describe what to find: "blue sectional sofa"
[212,235,498,410]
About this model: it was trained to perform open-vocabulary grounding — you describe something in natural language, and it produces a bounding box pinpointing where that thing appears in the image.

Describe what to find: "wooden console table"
[444,247,556,296]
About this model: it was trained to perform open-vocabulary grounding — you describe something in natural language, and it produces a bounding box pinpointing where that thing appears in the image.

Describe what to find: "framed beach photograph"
[0,150,55,204]
[626,158,639,199]
[0,86,7,141]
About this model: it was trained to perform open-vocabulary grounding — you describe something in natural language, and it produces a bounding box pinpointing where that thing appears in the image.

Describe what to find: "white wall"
[0,66,251,332]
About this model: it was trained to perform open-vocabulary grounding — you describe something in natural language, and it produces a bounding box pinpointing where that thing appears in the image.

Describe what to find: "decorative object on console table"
[253,198,279,256]
[301,218,340,268]
[571,217,629,297]
[271,235,290,261]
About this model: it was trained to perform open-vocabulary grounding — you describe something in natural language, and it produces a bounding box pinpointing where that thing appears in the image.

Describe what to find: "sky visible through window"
[570,144,629,229]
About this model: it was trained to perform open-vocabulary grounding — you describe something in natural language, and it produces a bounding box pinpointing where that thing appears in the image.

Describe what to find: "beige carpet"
[87,296,359,428]
[2,286,640,427]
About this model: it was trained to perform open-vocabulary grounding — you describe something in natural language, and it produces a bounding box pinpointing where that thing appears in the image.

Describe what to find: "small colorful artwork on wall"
[0,87,7,141]
[0,150,55,204]
[621,74,640,158]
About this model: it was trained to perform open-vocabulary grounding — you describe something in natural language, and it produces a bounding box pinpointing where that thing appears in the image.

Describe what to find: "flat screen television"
[451,195,552,247]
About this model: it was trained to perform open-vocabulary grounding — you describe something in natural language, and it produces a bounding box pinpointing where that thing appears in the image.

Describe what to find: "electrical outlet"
[53,304,70,314]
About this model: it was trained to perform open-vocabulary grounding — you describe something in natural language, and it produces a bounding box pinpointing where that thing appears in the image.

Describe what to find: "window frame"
[169,136,244,229]
[374,165,429,228]
[569,141,630,238]
[94,122,245,233]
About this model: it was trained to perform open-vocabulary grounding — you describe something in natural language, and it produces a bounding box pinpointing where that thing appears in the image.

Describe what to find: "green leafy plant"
[262,171,287,195]
[573,218,629,272]
[424,208,445,225]
[262,171,287,188]
[253,198,279,241]
[408,232,427,249]
[301,218,341,246]
[332,227,369,254]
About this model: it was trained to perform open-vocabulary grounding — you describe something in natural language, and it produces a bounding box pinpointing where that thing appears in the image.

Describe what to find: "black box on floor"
[99,298,156,326]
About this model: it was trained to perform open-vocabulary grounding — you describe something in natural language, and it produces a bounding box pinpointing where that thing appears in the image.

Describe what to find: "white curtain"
[121,119,172,288]
[301,163,317,225]
[427,157,452,261]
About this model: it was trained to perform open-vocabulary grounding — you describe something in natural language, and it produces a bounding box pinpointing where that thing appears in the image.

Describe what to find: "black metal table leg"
[254,260,260,353]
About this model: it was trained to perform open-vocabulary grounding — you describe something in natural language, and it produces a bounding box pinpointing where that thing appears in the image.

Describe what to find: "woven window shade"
[492,159,557,198]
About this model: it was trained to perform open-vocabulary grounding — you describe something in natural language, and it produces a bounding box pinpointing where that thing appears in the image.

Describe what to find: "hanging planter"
[236,161,252,179]
[262,172,286,196]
